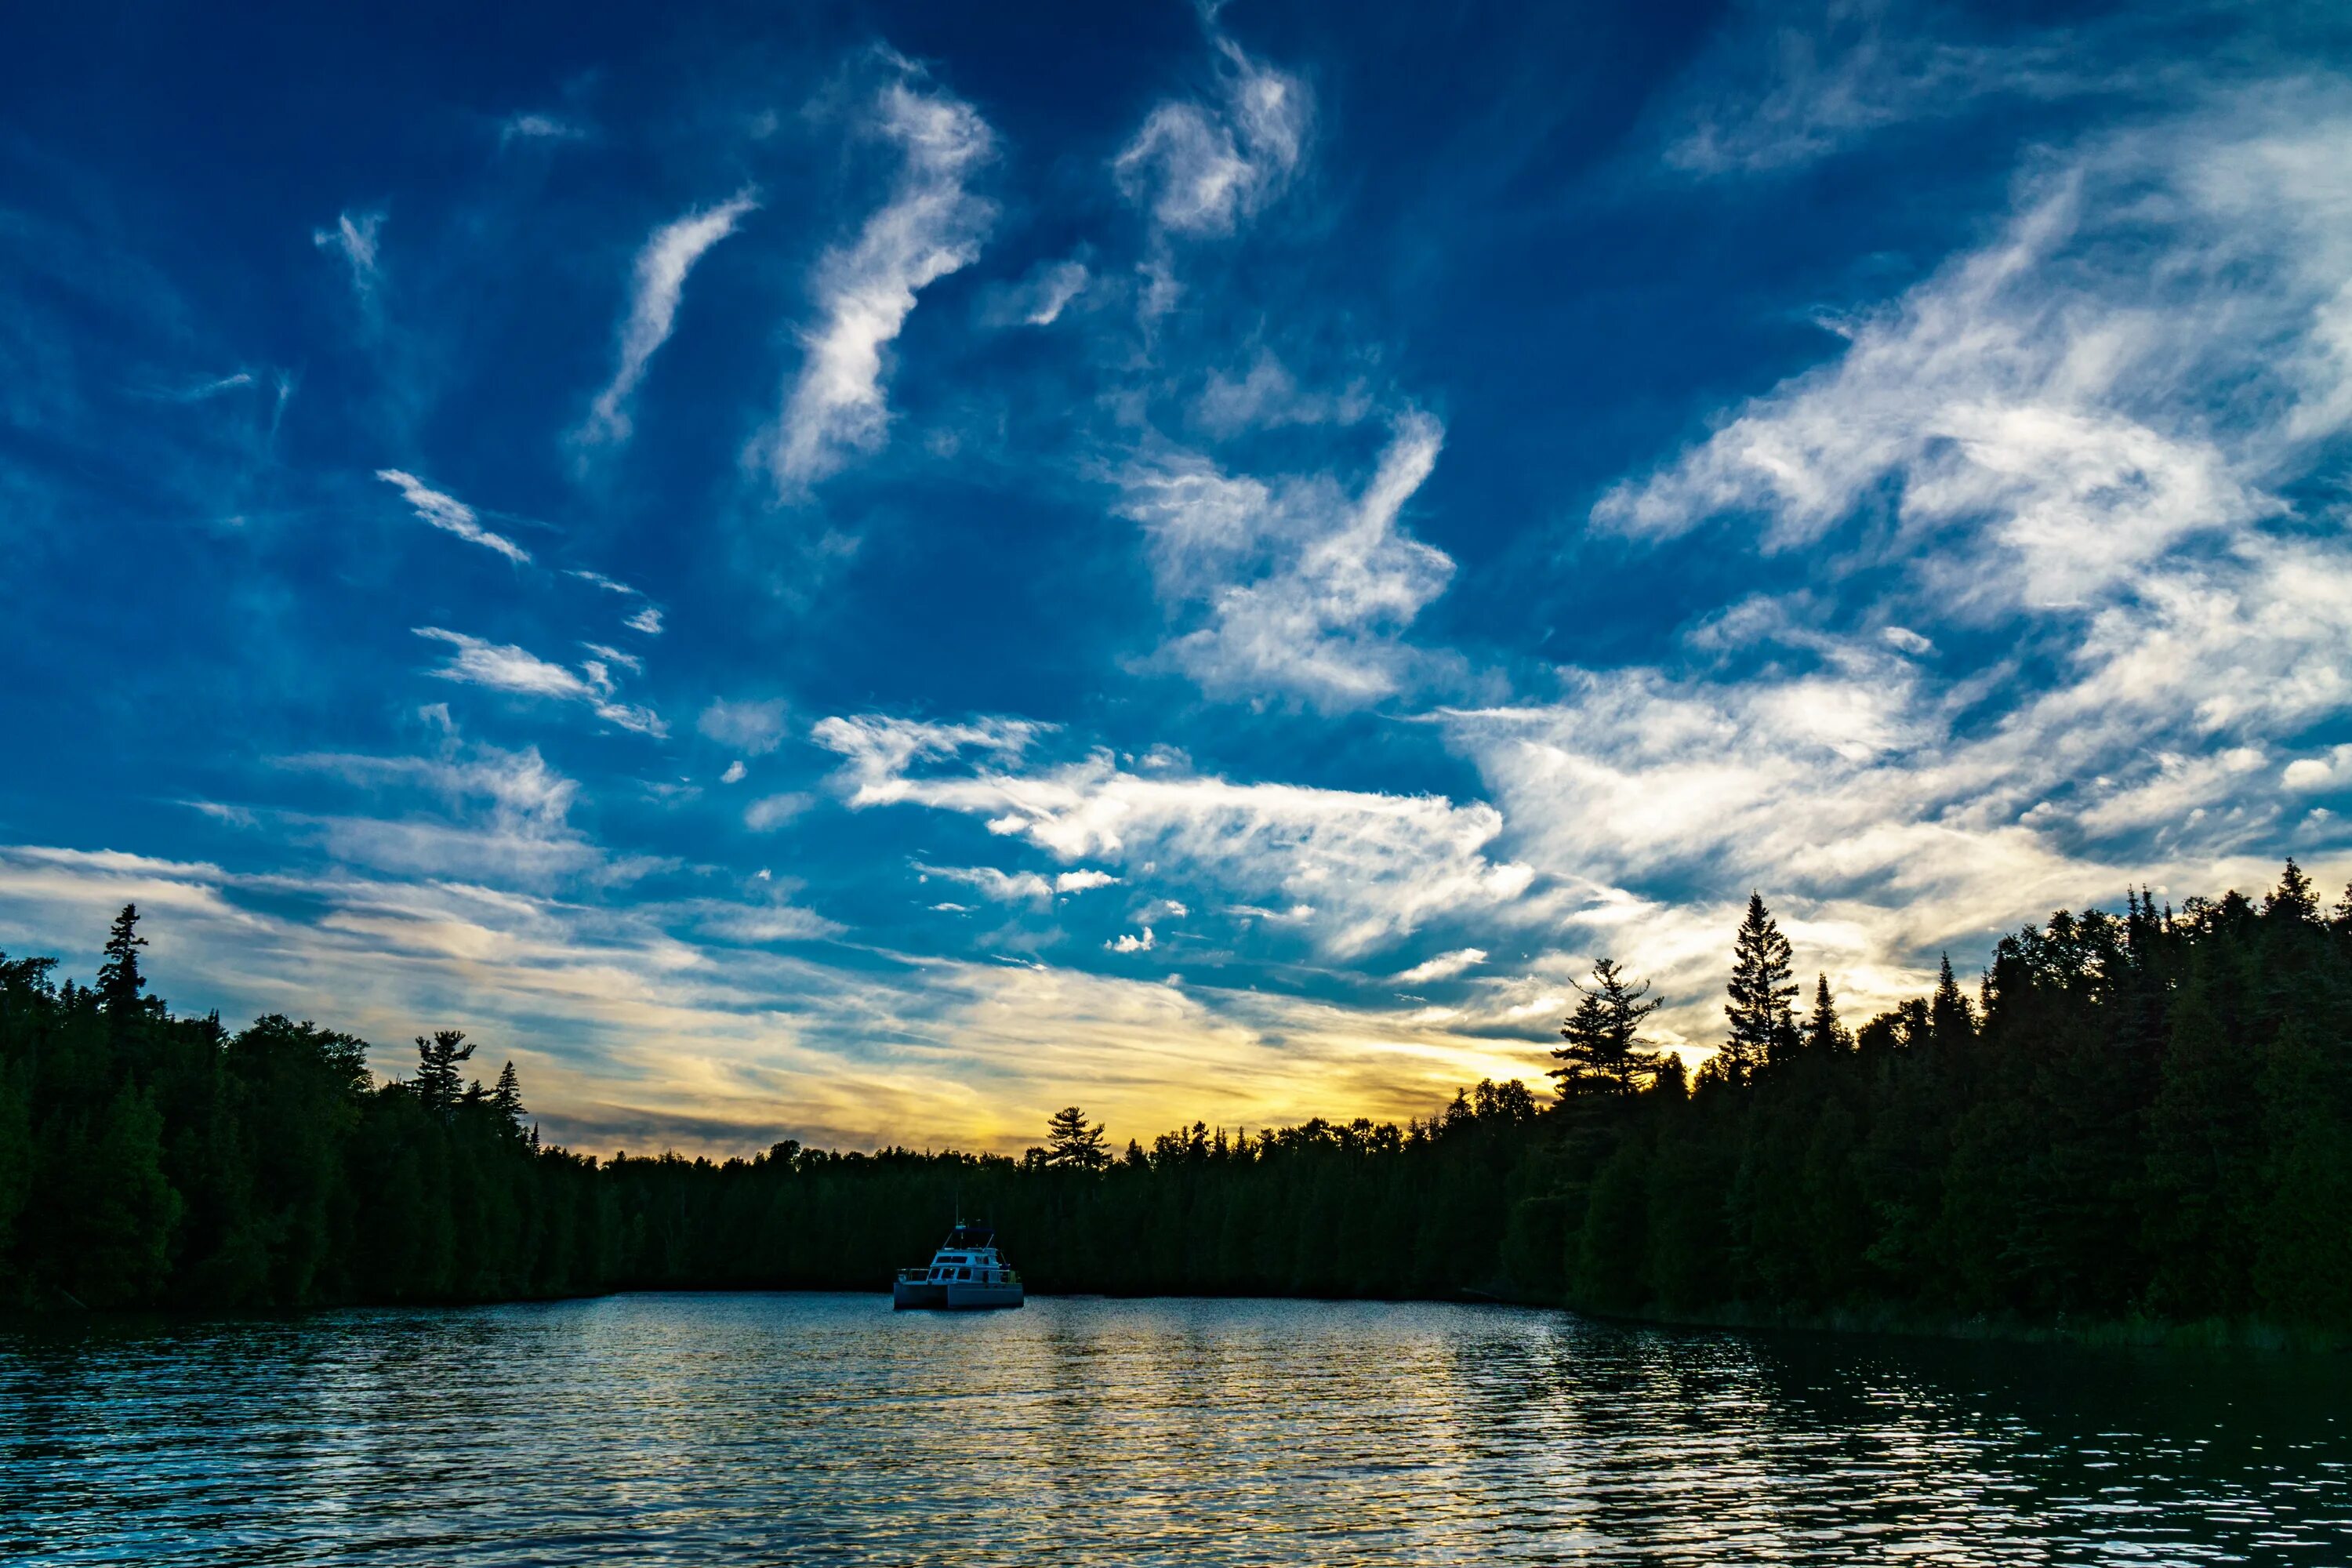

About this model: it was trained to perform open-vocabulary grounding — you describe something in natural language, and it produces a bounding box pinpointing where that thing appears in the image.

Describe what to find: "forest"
[2,866,2349,1337]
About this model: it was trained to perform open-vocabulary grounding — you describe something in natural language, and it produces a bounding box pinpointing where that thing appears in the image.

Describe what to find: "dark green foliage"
[6,870,2352,1334]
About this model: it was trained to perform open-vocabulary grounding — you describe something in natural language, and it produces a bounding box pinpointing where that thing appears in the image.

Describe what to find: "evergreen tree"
[1802,974,1849,1054]
[96,903,147,1016]
[2267,858,2319,924]
[1721,893,1797,1082]
[1929,953,1974,1045]
[1044,1105,1109,1171]
[1552,960,1665,1096]
[412,1030,476,1115]
[492,1061,525,1132]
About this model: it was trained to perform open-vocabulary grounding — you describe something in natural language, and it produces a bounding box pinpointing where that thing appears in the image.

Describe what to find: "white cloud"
[698,697,789,755]
[313,209,384,310]
[625,605,664,635]
[914,862,1119,904]
[1595,99,2352,612]
[2284,746,2352,793]
[745,793,815,831]
[1115,38,1308,238]
[720,760,748,785]
[580,642,643,674]
[1882,625,1934,655]
[1392,947,1487,985]
[987,256,1091,327]
[763,75,996,488]
[413,627,666,737]
[1194,350,1370,437]
[576,190,759,446]
[814,713,1531,956]
[376,470,532,564]
[568,569,641,596]
[501,112,586,147]
[1119,411,1451,708]
[1107,927,1156,953]
[274,741,616,885]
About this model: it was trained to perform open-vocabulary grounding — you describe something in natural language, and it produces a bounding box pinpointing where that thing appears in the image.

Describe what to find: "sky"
[5,0,2352,1157]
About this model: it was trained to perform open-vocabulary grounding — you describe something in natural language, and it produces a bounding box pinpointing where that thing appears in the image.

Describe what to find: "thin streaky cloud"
[575,190,760,448]
[763,74,996,490]
[312,209,384,310]
[413,627,666,737]
[500,111,587,147]
[376,470,532,564]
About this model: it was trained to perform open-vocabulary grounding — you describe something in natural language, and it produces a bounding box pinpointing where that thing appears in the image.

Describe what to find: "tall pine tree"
[96,904,147,1016]
[1720,892,1797,1083]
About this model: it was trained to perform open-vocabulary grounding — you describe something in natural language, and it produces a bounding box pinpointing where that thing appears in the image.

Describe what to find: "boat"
[892,1221,1025,1310]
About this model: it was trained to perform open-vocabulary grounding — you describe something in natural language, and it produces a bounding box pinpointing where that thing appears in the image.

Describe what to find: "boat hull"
[893,1278,1023,1311]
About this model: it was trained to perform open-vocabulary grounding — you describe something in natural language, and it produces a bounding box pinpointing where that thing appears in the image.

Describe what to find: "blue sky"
[5,0,2351,1153]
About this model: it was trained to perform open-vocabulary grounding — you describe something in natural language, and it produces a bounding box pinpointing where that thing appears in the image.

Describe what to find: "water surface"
[4,1294,2347,1564]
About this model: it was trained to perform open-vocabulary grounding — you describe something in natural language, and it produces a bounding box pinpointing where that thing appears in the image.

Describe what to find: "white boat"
[892,1221,1025,1310]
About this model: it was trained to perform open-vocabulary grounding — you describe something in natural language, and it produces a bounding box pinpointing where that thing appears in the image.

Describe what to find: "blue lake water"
[3,1293,2347,1564]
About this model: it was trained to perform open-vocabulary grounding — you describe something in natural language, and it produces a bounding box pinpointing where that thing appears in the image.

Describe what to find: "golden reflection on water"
[3,1294,2348,1564]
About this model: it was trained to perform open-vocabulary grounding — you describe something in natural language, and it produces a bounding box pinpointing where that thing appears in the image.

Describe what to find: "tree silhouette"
[1802,973,1849,1055]
[1721,892,1797,1081]
[1552,960,1665,1096]
[412,1029,475,1115]
[492,1061,525,1133]
[96,904,147,1016]
[1044,1105,1109,1171]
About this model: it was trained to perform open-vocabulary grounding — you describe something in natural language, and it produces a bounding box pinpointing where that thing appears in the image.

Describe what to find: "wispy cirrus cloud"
[814,713,1530,956]
[1120,410,1451,708]
[983,256,1091,328]
[761,71,996,490]
[376,469,532,564]
[1393,947,1486,985]
[413,627,666,736]
[1595,96,2352,612]
[1115,34,1309,238]
[1661,0,2092,176]
[575,189,759,447]
[312,209,385,315]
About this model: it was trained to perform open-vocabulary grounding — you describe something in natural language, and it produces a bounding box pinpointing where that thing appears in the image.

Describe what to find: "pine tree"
[491,1062,525,1133]
[96,904,147,1015]
[1044,1105,1109,1171]
[412,1030,475,1115]
[1929,953,1974,1045]
[1802,973,1849,1054]
[2267,858,2319,924]
[1552,960,1666,1096]
[1721,893,1797,1083]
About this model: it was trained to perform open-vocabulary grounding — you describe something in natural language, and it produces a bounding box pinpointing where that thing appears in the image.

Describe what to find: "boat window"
[957,1267,971,1280]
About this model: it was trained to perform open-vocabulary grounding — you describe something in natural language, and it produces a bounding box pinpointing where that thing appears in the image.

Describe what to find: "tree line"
[3,869,2348,1334]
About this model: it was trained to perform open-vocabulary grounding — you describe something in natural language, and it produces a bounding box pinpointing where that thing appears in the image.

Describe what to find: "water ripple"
[4,1295,2348,1565]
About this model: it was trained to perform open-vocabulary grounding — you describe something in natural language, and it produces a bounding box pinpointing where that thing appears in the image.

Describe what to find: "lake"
[3,1294,2347,1564]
